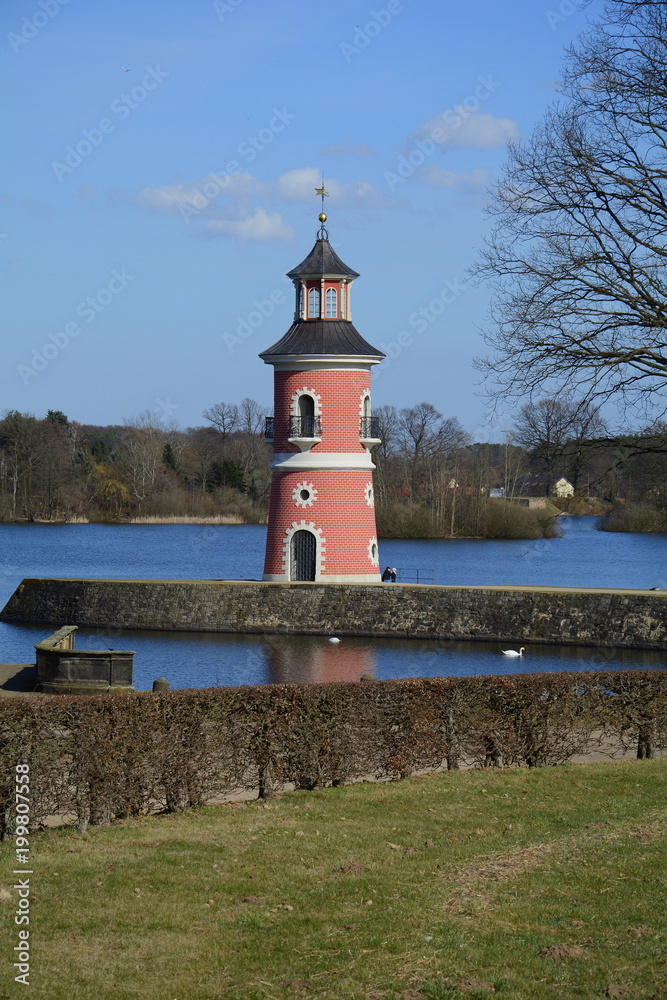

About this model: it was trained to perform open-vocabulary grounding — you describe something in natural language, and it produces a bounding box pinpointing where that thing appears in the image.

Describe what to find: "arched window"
[325,287,337,318]
[360,395,376,440]
[297,394,316,437]
[298,394,315,420]
[308,287,320,318]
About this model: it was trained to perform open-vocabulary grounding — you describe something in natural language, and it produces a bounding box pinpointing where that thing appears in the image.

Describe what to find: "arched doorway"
[290,529,316,581]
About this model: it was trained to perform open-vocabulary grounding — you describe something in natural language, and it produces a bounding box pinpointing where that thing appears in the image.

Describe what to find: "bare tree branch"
[474,0,667,419]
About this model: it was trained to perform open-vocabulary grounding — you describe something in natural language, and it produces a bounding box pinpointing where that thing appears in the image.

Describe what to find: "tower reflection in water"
[264,635,377,685]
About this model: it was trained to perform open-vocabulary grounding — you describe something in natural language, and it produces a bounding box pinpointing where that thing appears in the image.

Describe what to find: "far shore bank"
[0,515,253,525]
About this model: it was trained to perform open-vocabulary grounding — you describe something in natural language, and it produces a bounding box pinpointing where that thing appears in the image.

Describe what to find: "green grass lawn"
[2,760,666,1000]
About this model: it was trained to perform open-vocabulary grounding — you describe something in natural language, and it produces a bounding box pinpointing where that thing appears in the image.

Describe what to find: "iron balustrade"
[288,415,322,439]
[360,416,381,439]
[267,415,381,440]
[395,568,435,584]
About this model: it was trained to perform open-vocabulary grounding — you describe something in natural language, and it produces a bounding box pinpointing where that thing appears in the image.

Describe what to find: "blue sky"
[2,0,603,438]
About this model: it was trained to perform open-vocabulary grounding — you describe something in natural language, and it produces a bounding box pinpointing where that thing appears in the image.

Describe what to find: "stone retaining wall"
[1,578,665,649]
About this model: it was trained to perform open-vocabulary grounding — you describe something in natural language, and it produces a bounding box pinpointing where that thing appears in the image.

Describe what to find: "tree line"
[0,400,664,534]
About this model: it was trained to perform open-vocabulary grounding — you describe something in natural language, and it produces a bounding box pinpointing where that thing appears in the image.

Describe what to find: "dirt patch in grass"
[333,861,365,875]
[442,811,666,916]
[442,842,555,913]
[627,924,656,937]
[541,943,593,960]
[452,977,496,993]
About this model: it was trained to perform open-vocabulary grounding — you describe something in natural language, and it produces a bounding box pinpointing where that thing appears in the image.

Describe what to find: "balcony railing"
[266,415,380,441]
[288,415,322,439]
[360,416,381,440]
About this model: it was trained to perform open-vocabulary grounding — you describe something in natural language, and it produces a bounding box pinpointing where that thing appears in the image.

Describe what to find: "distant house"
[489,488,505,498]
[553,477,574,498]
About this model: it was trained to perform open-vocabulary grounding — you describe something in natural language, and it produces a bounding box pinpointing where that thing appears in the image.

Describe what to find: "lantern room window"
[308,287,320,318]
[325,287,337,318]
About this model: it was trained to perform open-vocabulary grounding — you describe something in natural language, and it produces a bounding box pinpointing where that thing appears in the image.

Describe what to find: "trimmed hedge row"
[1,671,666,834]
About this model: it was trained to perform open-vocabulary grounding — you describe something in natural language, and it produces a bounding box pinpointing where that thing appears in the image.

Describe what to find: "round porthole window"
[293,482,317,508]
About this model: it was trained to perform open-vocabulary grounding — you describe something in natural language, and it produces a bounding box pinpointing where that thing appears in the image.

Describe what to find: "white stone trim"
[271,452,376,471]
[282,520,325,580]
[359,390,371,418]
[291,387,321,416]
[264,358,381,370]
[365,482,375,507]
[293,481,317,507]
[367,537,379,566]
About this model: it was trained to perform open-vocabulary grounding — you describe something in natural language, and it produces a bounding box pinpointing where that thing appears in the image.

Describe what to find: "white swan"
[328,637,341,644]
[502,647,525,657]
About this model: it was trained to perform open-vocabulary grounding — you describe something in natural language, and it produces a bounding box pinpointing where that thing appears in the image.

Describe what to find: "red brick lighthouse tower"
[260,201,384,583]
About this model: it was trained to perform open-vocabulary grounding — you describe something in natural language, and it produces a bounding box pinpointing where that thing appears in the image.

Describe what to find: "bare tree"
[398,402,440,460]
[474,0,667,418]
[514,399,578,489]
[238,397,267,437]
[374,404,399,461]
[202,402,239,439]
[119,412,167,504]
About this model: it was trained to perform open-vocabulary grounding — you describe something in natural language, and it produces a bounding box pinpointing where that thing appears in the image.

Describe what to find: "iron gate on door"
[290,529,316,581]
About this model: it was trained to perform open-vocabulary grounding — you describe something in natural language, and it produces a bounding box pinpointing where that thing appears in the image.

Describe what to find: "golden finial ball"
[318,212,327,222]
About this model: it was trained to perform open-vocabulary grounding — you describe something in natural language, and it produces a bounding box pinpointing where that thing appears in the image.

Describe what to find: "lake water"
[0,518,664,689]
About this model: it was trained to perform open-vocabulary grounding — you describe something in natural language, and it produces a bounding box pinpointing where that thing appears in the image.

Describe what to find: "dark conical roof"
[286,238,359,279]
[259,320,384,360]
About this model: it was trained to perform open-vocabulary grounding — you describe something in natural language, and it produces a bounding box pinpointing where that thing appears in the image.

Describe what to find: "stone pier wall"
[1,578,665,649]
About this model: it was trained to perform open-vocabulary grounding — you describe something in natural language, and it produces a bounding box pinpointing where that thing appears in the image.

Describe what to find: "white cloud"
[417,166,489,192]
[205,208,295,243]
[276,166,323,201]
[132,167,384,243]
[136,173,267,215]
[414,111,519,149]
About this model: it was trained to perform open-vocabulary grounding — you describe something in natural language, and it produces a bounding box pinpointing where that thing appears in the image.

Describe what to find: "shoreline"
[0,516,581,539]
[0,516,254,525]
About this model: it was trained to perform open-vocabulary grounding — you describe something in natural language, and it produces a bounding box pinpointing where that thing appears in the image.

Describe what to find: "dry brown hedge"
[1,671,665,833]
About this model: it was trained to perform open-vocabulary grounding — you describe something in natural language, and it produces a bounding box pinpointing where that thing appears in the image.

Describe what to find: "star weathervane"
[315,182,329,232]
